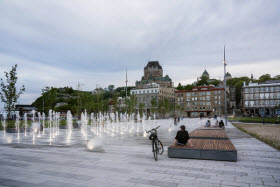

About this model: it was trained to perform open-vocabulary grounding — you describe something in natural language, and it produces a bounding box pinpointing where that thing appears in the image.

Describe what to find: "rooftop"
[144,61,162,70]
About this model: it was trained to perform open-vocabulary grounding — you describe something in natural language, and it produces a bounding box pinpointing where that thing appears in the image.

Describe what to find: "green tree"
[259,74,272,83]
[211,80,221,87]
[196,76,209,86]
[176,83,184,90]
[0,64,25,116]
[139,102,145,118]
[157,99,164,118]
[163,98,170,117]
[273,75,280,80]
[150,98,157,116]
[183,84,193,90]
[128,94,137,114]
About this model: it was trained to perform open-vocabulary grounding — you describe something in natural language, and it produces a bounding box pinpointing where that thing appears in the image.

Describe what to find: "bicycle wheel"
[152,140,158,161]
[157,139,164,155]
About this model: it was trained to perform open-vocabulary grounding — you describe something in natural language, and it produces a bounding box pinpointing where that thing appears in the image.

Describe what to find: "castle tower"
[144,61,163,80]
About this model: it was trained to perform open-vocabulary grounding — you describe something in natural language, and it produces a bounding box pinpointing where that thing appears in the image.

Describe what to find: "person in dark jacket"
[173,125,193,146]
[219,120,224,128]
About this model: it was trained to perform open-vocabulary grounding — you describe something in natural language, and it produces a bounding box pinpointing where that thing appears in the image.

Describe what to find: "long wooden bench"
[196,126,225,130]
[189,129,228,140]
[168,128,237,162]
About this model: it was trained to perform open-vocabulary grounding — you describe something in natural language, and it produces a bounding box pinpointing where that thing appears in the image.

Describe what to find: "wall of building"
[144,69,163,80]
[176,87,228,118]
[242,82,280,116]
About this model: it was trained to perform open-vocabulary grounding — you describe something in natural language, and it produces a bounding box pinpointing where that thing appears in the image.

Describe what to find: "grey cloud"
[0,0,280,107]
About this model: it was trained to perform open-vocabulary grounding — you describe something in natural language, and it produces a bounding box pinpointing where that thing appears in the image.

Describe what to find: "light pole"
[41,87,48,114]
[125,69,128,114]
[223,45,228,126]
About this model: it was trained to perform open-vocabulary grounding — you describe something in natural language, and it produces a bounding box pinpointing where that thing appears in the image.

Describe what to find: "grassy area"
[233,123,280,151]
[229,117,278,123]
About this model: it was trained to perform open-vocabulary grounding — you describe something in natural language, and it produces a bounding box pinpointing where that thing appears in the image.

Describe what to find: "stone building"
[242,80,280,116]
[194,70,232,85]
[136,61,173,89]
[202,70,209,79]
[226,72,232,80]
[175,86,229,118]
[130,83,175,117]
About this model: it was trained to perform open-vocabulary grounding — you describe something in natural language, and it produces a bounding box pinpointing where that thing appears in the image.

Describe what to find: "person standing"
[174,115,177,126]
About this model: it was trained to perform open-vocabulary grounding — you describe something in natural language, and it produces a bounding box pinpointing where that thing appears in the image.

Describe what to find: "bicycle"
[146,126,164,161]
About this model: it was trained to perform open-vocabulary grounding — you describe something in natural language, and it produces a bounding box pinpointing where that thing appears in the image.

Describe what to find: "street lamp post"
[42,87,47,114]
[125,69,128,114]
[223,45,228,126]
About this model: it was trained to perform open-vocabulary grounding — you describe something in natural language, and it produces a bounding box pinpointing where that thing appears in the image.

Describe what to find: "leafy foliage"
[0,64,25,115]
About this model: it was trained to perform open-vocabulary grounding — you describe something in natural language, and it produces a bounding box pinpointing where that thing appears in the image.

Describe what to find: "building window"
[206,92,211,95]
[187,93,191,96]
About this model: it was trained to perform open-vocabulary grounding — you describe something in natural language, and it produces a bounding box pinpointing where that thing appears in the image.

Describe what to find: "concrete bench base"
[168,138,237,162]
[168,146,237,162]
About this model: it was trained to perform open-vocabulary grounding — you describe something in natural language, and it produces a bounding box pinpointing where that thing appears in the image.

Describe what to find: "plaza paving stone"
[0,119,280,187]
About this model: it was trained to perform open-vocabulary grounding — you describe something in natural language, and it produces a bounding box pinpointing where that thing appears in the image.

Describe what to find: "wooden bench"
[196,126,225,130]
[168,128,237,162]
[189,129,228,140]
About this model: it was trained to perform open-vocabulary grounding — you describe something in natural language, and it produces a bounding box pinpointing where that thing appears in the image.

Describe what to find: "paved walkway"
[0,119,280,187]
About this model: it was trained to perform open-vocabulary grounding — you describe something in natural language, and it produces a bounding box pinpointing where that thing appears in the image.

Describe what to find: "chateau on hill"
[136,61,173,89]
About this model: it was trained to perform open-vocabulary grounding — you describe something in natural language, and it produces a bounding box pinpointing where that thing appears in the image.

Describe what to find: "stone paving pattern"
[0,119,280,187]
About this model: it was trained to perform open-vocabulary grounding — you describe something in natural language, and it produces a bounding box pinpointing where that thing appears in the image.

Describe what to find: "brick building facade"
[175,86,229,118]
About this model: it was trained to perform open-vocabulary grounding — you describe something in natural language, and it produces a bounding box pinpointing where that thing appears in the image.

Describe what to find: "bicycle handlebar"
[146,126,160,133]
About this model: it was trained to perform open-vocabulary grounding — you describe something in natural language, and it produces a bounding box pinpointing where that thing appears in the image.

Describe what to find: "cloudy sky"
[0,0,280,108]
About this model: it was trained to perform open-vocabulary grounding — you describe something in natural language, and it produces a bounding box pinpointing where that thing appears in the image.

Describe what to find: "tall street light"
[125,69,128,114]
[42,87,49,114]
[223,45,228,126]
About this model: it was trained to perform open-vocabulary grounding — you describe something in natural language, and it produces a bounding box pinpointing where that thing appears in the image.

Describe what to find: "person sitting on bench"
[213,120,219,127]
[173,125,194,146]
[219,120,224,128]
[205,120,211,127]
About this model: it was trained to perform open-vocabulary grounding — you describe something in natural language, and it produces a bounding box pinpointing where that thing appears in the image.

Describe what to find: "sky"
[0,0,280,109]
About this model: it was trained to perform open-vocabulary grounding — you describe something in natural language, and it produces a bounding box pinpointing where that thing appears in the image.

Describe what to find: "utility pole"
[223,45,228,126]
